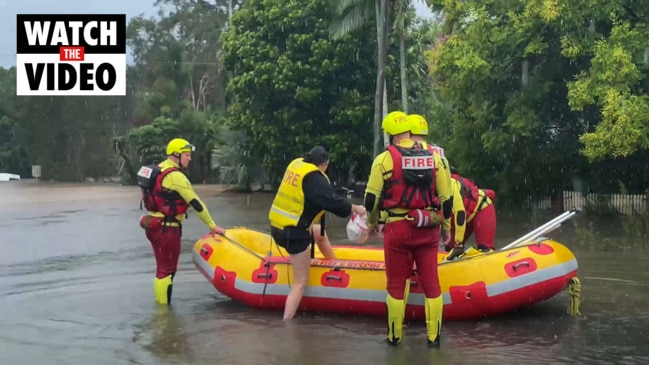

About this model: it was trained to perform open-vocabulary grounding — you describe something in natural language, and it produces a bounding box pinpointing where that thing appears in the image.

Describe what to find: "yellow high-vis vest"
[269,158,329,230]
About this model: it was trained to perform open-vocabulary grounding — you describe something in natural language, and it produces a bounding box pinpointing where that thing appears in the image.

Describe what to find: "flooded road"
[1,180,648,364]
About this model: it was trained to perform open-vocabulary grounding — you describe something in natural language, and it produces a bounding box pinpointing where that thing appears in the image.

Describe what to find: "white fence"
[525,190,648,216]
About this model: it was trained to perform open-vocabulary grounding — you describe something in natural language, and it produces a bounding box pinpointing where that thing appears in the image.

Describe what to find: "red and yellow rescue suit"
[447,173,497,254]
[364,139,452,347]
[137,159,218,304]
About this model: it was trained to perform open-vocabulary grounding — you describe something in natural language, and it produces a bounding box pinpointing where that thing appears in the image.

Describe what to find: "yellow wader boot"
[425,295,443,347]
[154,275,173,305]
[386,294,406,346]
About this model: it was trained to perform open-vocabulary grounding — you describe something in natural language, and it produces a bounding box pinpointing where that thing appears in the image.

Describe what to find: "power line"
[0,58,224,67]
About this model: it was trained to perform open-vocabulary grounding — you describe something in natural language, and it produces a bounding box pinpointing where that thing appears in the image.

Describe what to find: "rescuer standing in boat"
[364,112,452,347]
[445,168,497,260]
[136,138,226,305]
[269,146,366,320]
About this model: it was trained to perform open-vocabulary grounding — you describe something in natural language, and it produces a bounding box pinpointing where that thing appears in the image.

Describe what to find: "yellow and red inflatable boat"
[192,226,579,321]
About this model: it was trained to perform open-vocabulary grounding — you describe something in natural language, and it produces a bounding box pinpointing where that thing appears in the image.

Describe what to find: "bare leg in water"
[283,248,311,320]
[311,223,336,259]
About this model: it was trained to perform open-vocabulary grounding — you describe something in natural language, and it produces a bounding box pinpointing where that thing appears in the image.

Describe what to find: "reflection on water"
[134,306,194,363]
[0,182,648,365]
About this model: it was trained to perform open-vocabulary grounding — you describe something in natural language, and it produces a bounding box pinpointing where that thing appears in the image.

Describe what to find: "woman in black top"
[270,146,366,320]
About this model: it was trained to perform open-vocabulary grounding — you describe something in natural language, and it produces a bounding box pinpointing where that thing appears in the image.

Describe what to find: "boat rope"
[262,237,272,299]
[218,232,285,298]
[567,277,581,316]
[218,233,265,260]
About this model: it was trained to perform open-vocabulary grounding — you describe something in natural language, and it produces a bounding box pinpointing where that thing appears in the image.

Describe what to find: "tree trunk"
[382,79,389,149]
[399,30,407,113]
[114,139,137,184]
[381,2,390,150]
[374,0,390,157]
[373,0,382,158]
[521,59,529,88]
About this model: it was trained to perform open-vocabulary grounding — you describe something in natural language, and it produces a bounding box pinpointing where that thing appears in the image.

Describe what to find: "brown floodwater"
[0,180,647,365]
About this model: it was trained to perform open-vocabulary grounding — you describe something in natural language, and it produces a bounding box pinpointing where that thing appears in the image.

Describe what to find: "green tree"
[426,3,591,205]
[127,0,230,121]
[329,0,418,156]
[222,0,377,186]
[115,0,232,184]
[211,127,268,191]
[405,17,444,114]
[115,108,221,184]
[426,0,649,204]
[391,0,430,113]
[564,20,649,160]
[329,0,391,157]
[12,95,125,181]
[0,67,30,177]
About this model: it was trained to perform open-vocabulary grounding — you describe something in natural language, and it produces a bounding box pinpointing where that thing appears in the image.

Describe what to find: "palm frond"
[329,6,371,39]
[211,128,267,189]
[334,0,368,15]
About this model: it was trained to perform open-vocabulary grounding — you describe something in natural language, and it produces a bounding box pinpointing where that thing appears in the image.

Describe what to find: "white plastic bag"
[346,212,369,244]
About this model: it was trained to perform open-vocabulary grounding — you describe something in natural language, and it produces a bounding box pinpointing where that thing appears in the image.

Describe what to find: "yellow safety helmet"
[381,111,410,136]
[166,138,195,156]
[408,114,428,136]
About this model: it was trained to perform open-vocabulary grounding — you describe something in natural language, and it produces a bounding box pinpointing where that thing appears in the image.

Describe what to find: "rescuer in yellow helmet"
[136,137,225,305]
[363,111,452,347]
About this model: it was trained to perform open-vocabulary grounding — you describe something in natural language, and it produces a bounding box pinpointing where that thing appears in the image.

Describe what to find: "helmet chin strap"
[172,153,183,168]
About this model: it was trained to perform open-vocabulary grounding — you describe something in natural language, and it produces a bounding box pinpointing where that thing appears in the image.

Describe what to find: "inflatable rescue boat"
[192,210,581,321]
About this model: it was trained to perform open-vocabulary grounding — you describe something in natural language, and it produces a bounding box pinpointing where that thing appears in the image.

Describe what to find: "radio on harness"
[137,164,162,210]
[382,143,439,211]
[137,165,160,190]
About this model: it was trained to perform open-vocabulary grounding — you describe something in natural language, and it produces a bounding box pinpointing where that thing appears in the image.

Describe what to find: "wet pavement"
[0,180,648,364]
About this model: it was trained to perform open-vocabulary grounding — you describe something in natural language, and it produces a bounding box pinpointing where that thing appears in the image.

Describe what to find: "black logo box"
[16,14,126,54]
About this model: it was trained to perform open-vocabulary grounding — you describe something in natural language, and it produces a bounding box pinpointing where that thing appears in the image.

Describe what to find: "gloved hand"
[445,244,465,261]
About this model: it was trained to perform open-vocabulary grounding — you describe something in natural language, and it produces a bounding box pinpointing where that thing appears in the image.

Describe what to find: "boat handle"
[512,262,530,271]
[326,275,342,281]
[257,272,273,278]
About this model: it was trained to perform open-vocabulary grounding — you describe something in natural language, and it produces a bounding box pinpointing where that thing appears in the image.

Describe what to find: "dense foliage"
[1,0,647,205]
